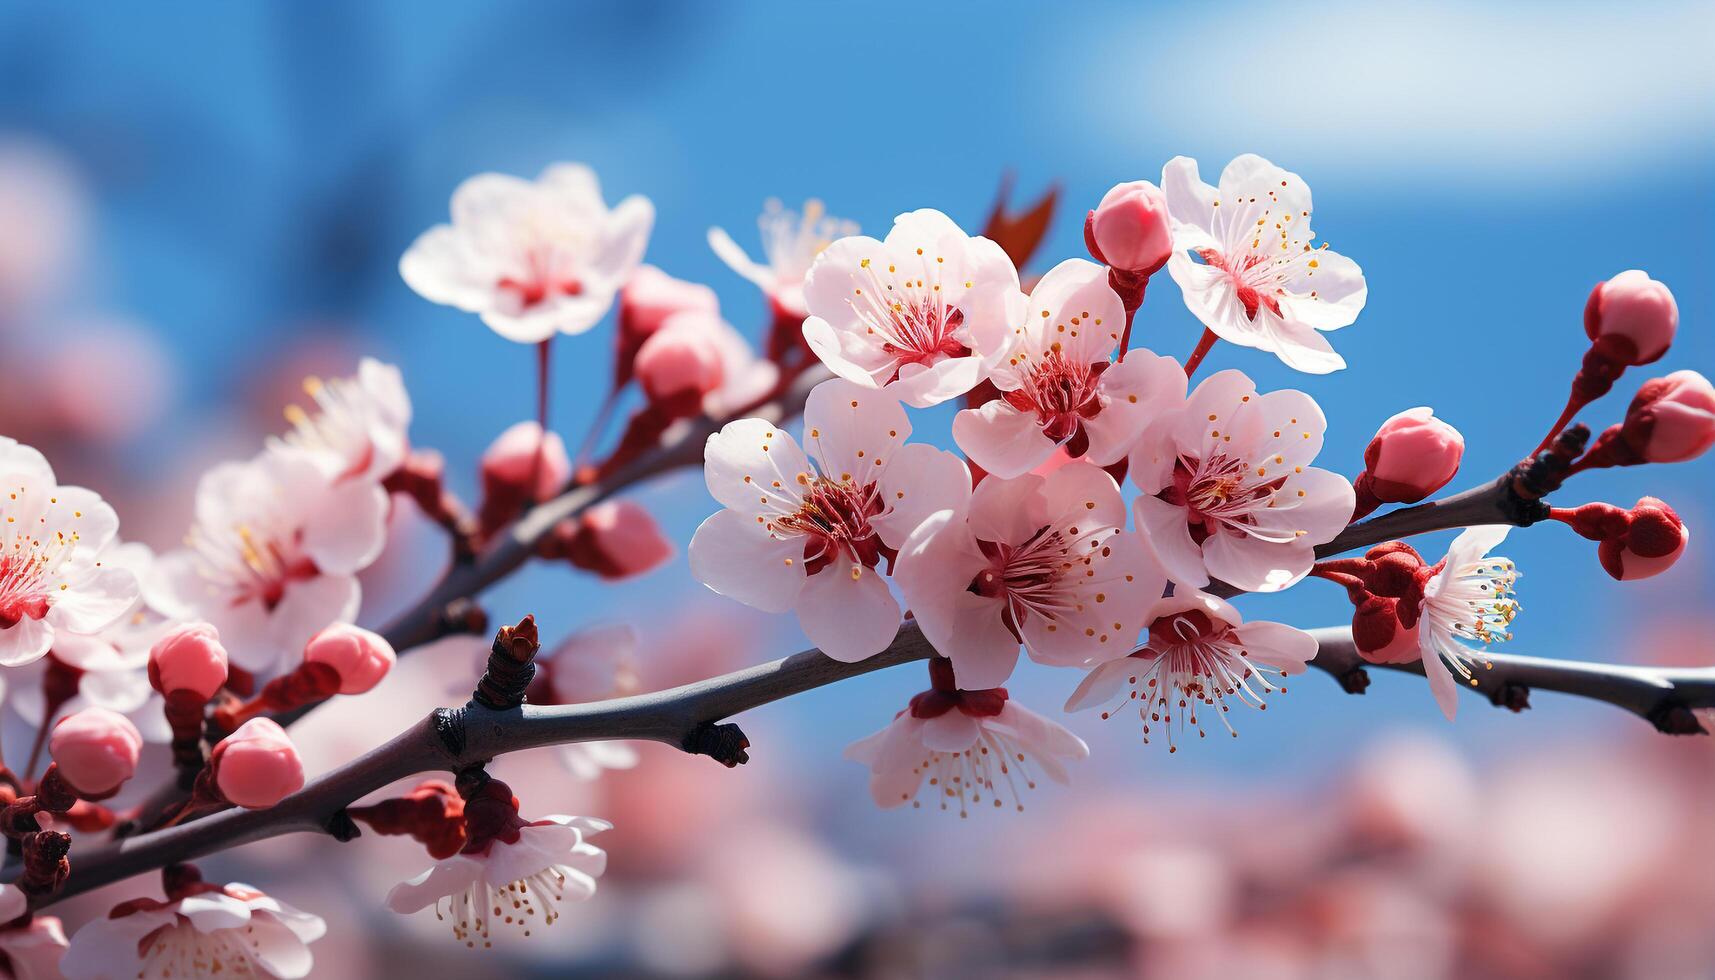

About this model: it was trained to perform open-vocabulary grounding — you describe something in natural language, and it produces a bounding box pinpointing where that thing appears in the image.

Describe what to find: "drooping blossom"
[843,660,1087,816]
[0,436,139,667]
[269,358,411,483]
[952,258,1186,477]
[894,461,1166,689]
[387,779,608,947]
[1064,590,1317,750]
[529,623,641,779]
[148,448,388,677]
[688,379,970,661]
[709,198,857,323]
[1161,154,1367,373]
[801,209,1020,408]
[1130,369,1354,592]
[60,870,326,980]
[400,164,653,343]
[1411,526,1521,719]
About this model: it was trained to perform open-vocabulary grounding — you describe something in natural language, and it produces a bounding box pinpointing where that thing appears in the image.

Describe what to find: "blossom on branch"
[0,436,138,667]
[952,257,1186,477]
[1130,369,1354,592]
[689,379,970,662]
[400,164,653,343]
[270,358,410,484]
[802,208,1019,408]
[709,198,857,325]
[1413,526,1521,719]
[894,461,1166,689]
[1161,154,1367,374]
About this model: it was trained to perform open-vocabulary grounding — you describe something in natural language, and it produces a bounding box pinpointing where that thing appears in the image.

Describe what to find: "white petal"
[0,618,53,668]
[300,480,389,574]
[918,710,981,752]
[870,443,970,550]
[801,378,910,483]
[795,562,900,662]
[1081,349,1187,466]
[687,509,805,614]
[702,418,813,519]
[951,400,1058,479]
[1133,494,1208,589]
[1065,657,1138,712]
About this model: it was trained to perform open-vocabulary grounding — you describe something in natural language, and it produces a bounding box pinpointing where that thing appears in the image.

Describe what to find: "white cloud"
[1064,0,1715,187]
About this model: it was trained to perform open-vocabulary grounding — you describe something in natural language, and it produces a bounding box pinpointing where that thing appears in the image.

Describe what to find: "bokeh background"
[2,1,1712,977]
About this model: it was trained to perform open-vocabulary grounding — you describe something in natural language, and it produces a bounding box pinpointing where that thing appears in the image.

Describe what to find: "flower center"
[770,478,891,576]
[760,198,853,282]
[189,523,318,614]
[1423,554,1521,687]
[1197,248,1283,321]
[968,521,1110,642]
[281,375,377,480]
[499,246,584,312]
[847,256,973,375]
[0,554,53,628]
[1004,352,1107,445]
[1159,455,1287,544]
[137,919,271,977]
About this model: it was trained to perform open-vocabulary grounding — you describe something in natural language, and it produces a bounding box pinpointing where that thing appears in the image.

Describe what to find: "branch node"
[682,722,751,768]
[1504,423,1590,519]
[432,707,467,757]
[1490,682,1531,713]
[472,616,539,710]
[1648,702,1705,736]
[324,810,361,843]
[1336,666,1371,695]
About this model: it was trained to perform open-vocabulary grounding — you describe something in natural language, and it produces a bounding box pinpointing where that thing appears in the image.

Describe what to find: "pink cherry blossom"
[400,164,653,343]
[1161,154,1367,374]
[270,358,411,482]
[212,717,305,809]
[148,448,388,677]
[843,666,1088,816]
[535,623,641,780]
[1359,407,1464,508]
[1130,369,1354,592]
[801,208,1020,408]
[650,311,779,418]
[1411,526,1521,720]
[388,802,608,947]
[61,875,325,980]
[49,705,144,796]
[0,899,67,980]
[708,198,857,322]
[1585,270,1677,365]
[0,436,139,668]
[1064,590,1317,750]
[952,258,1187,477]
[1086,180,1173,275]
[894,461,1167,689]
[688,379,970,662]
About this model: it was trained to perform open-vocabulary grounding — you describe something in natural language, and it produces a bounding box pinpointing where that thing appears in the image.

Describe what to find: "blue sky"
[2,0,1710,806]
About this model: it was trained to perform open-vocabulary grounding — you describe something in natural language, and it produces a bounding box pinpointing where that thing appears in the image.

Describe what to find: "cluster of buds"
[535,500,673,581]
[1571,370,1715,472]
[214,623,396,728]
[1547,497,1689,581]
[1317,542,1438,665]
[1351,407,1466,520]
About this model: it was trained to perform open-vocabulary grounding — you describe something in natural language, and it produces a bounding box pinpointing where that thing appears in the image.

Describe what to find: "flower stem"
[1183,328,1218,378]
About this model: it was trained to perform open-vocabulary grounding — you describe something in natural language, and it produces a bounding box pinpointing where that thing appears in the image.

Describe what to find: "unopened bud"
[1585,270,1677,367]
[1354,408,1464,518]
[147,623,229,702]
[1621,370,1715,463]
[552,500,674,580]
[302,623,396,695]
[1085,180,1173,276]
[635,314,726,404]
[479,421,572,534]
[211,718,304,809]
[49,707,143,798]
[1599,497,1689,581]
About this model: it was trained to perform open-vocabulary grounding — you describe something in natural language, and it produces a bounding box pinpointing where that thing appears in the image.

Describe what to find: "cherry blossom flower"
[0,885,66,980]
[269,357,411,483]
[1064,590,1317,750]
[844,660,1087,816]
[532,623,642,780]
[400,164,653,343]
[689,379,970,662]
[1130,369,1354,592]
[1161,154,1367,374]
[952,258,1186,477]
[61,873,326,979]
[894,461,1166,689]
[708,198,857,322]
[1411,526,1521,720]
[801,209,1020,408]
[148,449,388,677]
[387,781,608,947]
[0,437,138,668]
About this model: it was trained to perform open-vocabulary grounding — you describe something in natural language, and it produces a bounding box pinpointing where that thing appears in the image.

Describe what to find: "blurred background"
[1,1,1712,976]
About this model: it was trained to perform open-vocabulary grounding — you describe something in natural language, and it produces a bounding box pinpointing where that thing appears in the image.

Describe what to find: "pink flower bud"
[1085,180,1173,275]
[481,421,571,503]
[634,315,726,403]
[1621,370,1715,463]
[562,500,674,580]
[213,718,305,809]
[619,265,719,345]
[49,707,143,797]
[1363,408,1464,504]
[302,623,396,694]
[147,622,229,701]
[1598,497,1689,581]
[1584,270,1677,366]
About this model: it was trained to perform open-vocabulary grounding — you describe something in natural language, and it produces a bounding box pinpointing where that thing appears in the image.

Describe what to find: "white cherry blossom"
[844,665,1088,817]
[1130,369,1354,592]
[270,357,411,482]
[148,448,388,678]
[801,209,1020,408]
[1065,590,1317,750]
[61,879,326,980]
[708,198,857,322]
[400,164,653,343]
[1413,525,1522,720]
[688,379,970,662]
[894,461,1166,689]
[1161,154,1367,373]
[952,258,1186,477]
[0,437,138,668]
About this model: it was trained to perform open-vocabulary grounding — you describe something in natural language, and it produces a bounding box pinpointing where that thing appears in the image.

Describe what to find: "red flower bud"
[1354,408,1464,518]
[49,707,143,798]
[302,623,396,695]
[1621,370,1715,463]
[1085,180,1173,275]
[635,314,726,404]
[1598,497,1689,581]
[478,421,571,535]
[211,718,304,809]
[1584,270,1677,367]
[147,623,229,702]
[551,500,674,581]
